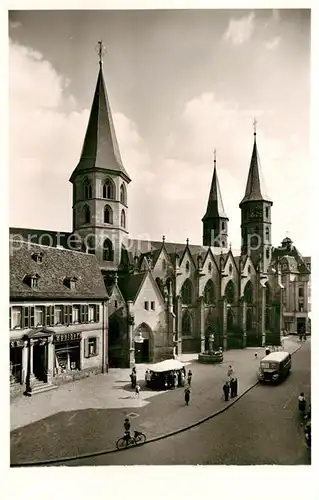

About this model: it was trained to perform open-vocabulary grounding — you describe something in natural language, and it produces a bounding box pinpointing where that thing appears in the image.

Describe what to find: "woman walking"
[184,387,191,406]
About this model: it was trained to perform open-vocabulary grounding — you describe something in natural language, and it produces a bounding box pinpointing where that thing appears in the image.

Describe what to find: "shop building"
[10,239,109,397]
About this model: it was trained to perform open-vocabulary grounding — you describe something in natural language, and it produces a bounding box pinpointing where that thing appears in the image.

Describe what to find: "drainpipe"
[101,300,108,374]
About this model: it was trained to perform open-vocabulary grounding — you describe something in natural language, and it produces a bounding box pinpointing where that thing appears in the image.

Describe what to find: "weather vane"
[253,117,257,135]
[95,40,106,65]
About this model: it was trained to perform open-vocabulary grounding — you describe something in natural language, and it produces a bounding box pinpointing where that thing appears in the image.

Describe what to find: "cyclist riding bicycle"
[124,418,131,442]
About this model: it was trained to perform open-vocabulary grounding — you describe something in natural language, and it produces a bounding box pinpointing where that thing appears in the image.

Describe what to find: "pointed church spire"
[202,149,228,220]
[240,119,271,206]
[70,41,130,183]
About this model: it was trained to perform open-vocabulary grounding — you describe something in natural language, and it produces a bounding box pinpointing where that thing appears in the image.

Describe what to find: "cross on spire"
[95,40,106,65]
[253,117,257,136]
[214,148,217,165]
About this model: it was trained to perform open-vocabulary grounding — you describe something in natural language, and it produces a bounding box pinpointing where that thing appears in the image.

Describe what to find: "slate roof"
[118,272,147,302]
[70,64,130,183]
[240,135,272,205]
[202,165,228,220]
[272,244,310,275]
[10,240,108,301]
[10,227,72,249]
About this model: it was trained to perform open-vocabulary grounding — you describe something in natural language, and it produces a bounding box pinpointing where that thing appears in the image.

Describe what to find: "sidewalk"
[10,337,301,465]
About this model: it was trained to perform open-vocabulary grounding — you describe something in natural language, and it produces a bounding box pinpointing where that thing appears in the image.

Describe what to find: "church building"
[10,44,311,383]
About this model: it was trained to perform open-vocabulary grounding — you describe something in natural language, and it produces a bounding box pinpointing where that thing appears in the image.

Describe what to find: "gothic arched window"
[208,262,212,273]
[265,227,270,241]
[181,279,193,305]
[121,209,126,228]
[204,280,215,305]
[104,205,113,224]
[103,239,114,261]
[83,178,92,199]
[120,183,126,204]
[102,179,115,200]
[185,261,190,273]
[83,205,90,224]
[162,259,166,271]
[225,280,235,305]
[182,310,192,336]
[244,281,253,304]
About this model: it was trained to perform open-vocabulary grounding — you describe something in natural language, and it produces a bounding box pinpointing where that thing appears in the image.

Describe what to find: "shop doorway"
[33,342,46,381]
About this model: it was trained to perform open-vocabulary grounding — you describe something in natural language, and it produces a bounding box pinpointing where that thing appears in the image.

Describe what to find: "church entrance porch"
[134,338,149,364]
[134,324,152,364]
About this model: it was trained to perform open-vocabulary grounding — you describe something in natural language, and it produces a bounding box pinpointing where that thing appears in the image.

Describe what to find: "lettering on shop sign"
[55,332,82,343]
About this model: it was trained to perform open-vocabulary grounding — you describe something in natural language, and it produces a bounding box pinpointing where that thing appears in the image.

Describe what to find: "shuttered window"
[84,337,99,358]
[23,307,29,328]
[30,307,35,328]
[95,305,100,323]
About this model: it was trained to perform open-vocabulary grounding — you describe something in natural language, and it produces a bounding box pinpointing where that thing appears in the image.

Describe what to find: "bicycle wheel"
[116,437,128,450]
[134,433,146,445]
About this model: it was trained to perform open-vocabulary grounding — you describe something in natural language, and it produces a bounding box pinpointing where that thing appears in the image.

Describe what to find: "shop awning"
[148,359,185,373]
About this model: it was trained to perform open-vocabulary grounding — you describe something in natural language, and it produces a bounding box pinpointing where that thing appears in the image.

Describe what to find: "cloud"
[272,10,281,22]
[223,12,255,45]
[266,36,281,50]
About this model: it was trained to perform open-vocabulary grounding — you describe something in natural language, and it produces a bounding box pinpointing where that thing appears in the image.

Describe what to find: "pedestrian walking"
[303,334,307,342]
[187,370,193,386]
[227,365,234,381]
[298,392,306,420]
[135,383,140,398]
[299,334,303,342]
[131,372,137,389]
[230,378,235,398]
[184,387,191,406]
[223,381,230,401]
[132,366,137,374]
[233,377,238,397]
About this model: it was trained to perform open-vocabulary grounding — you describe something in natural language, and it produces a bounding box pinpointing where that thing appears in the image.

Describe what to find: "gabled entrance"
[134,323,152,363]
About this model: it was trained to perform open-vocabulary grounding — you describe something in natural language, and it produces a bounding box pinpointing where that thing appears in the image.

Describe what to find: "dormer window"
[64,276,78,290]
[31,252,43,264]
[23,274,40,288]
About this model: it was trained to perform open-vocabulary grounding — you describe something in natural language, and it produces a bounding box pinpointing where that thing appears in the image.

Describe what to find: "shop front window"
[55,341,80,373]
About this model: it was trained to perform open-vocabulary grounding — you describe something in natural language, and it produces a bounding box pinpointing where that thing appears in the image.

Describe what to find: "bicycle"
[116,430,146,450]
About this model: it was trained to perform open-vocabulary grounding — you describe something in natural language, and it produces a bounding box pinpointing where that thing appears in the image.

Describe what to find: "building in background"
[10,240,108,397]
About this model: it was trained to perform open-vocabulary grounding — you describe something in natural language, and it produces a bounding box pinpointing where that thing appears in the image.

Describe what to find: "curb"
[11,344,302,467]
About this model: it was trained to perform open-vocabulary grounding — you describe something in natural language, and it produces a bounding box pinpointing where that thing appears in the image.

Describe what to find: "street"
[59,341,310,466]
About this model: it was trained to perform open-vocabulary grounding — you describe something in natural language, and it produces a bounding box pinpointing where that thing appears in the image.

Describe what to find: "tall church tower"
[202,151,228,247]
[69,42,131,270]
[239,122,273,273]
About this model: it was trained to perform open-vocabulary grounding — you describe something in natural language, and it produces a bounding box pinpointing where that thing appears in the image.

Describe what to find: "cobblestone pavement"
[10,337,301,464]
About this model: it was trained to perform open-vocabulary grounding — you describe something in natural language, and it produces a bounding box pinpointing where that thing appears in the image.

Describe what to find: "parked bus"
[257,351,291,384]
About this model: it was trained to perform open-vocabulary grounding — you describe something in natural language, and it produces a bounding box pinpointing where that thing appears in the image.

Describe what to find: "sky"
[8,8,311,254]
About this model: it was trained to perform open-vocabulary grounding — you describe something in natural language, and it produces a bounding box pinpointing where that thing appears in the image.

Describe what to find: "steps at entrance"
[31,378,58,395]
